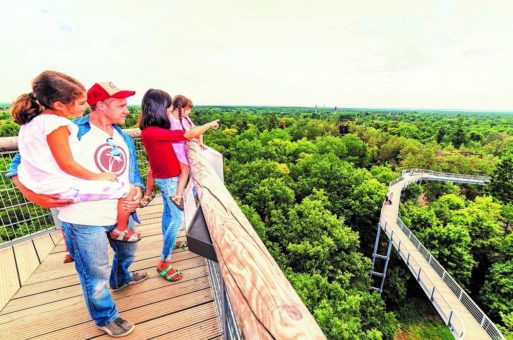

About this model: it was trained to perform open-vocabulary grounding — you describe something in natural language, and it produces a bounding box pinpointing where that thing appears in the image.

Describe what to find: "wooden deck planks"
[1,254,205,314]
[92,302,219,340]
[0,265,209,326]
[25,229,187,285]
[0,200,221,339]
[152,316,223,340]
[0,276,213,339]
[11,240,192,300]
[32,234,55,263]
[12,240,40,284]
[33,295,217,339]
[0,247,20,312]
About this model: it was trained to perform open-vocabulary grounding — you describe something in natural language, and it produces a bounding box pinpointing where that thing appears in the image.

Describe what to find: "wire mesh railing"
[0,151,56,246]
[0,133,151,248]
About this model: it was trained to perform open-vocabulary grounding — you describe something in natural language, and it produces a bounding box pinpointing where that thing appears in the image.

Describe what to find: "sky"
[1,0,513,110]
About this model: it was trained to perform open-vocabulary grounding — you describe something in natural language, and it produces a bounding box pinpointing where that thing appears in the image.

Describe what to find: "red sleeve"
[148,127,187,142]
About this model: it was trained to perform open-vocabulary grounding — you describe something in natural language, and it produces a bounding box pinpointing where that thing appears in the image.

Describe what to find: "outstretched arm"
[184,120,219,139]
[47,126,116,181]
[12,176,73,208]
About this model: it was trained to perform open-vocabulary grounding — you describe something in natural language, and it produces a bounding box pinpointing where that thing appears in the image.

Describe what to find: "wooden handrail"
[0,128,142,152]
[0,136,18,152]
[187,141,326,339]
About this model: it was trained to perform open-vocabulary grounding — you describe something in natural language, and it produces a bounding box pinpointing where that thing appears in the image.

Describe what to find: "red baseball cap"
[87,81,136,106]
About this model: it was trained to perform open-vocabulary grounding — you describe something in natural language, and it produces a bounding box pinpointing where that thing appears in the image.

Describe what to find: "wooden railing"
[186,141,326,339]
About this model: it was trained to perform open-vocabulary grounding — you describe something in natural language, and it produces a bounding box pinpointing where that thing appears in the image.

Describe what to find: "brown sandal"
[139,193,155,208]
[170,195,184,211]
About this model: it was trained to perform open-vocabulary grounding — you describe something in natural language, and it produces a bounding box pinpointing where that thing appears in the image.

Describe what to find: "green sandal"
[157,263,183,282]
[173,240,188,249]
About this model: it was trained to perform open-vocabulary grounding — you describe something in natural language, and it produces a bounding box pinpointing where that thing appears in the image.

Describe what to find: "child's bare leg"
[171,163,189,211]
[176,163,189,198]
[145,169,154,198]
[140,170,155,207]
[110,185,141,242]
[116,185,137,231]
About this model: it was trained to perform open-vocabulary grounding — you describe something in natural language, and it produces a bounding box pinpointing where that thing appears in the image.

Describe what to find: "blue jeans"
[154,177,184,262]
[62,222,137,327]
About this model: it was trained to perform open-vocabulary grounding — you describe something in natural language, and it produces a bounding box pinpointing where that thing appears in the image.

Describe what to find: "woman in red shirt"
[140,89,219,281]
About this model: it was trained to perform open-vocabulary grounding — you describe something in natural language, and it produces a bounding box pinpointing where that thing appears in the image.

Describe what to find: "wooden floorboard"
[24,230,188,286]
[152,316,223,340]
[0,200,222,340]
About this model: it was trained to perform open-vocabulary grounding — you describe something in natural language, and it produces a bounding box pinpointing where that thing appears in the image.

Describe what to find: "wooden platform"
[0,198,222,340]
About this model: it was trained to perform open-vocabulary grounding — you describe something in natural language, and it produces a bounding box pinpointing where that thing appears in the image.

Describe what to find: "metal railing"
[401,169,490,184]
[0,135,151,248]
[0,149,56,247]
[207,260,242,340]
[381,220,465,338]
[383,169,504,340]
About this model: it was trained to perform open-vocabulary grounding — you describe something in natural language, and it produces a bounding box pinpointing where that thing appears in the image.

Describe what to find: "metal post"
[371,225,382,269]
[50,208,62,230]
[430,287,436,301]
[447,311,453,328]
[220,267,228,340]
[379,239,394,292]
[417,268,422,281]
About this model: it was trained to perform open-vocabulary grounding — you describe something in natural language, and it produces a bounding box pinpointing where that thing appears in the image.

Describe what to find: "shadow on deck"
[0,198,222,340]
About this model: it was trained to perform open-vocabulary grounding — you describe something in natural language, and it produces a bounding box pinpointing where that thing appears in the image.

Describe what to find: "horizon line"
[1,102,512,113]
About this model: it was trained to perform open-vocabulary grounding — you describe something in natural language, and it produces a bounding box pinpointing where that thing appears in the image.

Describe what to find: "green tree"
[288,272,399,339]
[421,223,476,286]
[481,260,513,319]
[246,177,295,224]
[490,156,513,204]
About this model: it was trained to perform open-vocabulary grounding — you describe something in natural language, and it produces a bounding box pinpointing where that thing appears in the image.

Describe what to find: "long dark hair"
[172,94,193,130]
[11,70,85,125]
[139,89,172,130]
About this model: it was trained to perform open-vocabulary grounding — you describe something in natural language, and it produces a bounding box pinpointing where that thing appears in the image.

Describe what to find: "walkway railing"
[382,169,503,340]
[381,219,465,338]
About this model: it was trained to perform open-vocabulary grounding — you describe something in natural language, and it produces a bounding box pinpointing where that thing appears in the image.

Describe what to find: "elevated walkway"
[0,198,223,339]
[375,169,502,340]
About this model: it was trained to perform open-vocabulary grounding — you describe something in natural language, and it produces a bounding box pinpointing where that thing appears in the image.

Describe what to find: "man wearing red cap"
[8,81,147,337]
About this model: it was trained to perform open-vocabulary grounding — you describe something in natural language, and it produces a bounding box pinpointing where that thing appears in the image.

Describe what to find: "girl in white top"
[11,70,139,244]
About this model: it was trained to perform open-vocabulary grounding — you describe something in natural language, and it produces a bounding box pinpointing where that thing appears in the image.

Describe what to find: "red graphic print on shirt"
[94,143,128,175]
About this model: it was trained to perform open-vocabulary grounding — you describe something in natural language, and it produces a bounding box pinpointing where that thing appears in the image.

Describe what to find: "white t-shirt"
[58,125,130,225]
[18,114,81,194]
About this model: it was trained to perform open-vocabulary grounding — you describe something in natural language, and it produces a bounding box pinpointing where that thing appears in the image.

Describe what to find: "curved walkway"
[379,170,503,340]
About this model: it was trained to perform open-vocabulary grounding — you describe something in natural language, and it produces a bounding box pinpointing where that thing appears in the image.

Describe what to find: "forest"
[1,104,513,339]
